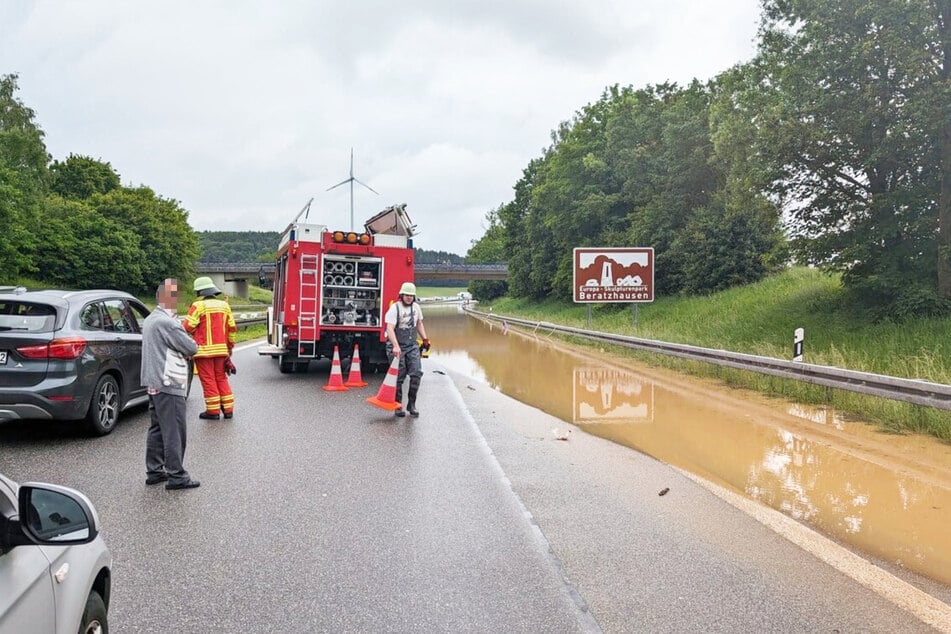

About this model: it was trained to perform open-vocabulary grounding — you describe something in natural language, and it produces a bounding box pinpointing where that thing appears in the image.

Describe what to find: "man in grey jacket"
[142,278,201,490]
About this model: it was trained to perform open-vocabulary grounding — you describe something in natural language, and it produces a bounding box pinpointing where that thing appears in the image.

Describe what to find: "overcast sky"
[1,1,762,256]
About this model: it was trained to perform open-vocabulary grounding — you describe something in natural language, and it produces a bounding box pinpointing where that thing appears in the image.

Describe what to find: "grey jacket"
[141,307,199,396]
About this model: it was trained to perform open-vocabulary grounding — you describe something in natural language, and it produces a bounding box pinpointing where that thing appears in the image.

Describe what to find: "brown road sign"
[573,247,654,303]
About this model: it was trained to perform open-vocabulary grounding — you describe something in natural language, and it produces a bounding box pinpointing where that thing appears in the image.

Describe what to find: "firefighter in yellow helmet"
[384,281,430,417]
[183,277,237,420]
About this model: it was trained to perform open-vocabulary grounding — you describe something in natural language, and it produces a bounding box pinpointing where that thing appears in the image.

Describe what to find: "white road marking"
[677,468,951,633]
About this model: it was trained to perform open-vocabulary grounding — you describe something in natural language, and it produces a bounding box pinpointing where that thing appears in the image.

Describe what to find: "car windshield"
[0,301,56,333]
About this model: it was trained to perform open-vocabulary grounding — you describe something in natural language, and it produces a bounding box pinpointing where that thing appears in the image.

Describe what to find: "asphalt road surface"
[1,342,948,633]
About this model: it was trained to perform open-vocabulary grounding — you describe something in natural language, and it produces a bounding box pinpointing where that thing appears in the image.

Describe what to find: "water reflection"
[426,306,951,586]
[573,367,653,423]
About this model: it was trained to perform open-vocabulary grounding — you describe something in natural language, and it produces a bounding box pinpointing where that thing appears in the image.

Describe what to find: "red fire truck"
[258,201,417,373]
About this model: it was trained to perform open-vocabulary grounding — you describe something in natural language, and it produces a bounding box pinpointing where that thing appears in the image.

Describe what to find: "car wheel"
[85,375,120,435]
[79,590,108,634]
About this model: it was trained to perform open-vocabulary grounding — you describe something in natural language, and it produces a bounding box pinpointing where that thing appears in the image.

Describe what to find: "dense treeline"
[196,231,461,270]
[0,75,198,294]
[414,249,464,265]
[197,231,281,263]
[467,0,951,319]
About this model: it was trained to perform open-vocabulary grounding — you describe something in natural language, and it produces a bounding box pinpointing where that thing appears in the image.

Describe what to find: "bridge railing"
[415,263,508,271]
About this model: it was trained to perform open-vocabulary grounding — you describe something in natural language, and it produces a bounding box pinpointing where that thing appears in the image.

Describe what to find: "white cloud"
[1,0,760,255]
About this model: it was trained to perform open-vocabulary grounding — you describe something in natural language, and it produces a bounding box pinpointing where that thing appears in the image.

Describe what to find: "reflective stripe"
[186,298,236,357]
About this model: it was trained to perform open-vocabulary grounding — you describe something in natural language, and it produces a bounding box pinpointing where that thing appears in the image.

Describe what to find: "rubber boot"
[394,384,406,417]
[407,377,420,417]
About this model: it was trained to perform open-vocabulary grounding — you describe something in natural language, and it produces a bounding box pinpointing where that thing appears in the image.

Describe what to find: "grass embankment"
[415,286,465,298]
[486,267,951,442]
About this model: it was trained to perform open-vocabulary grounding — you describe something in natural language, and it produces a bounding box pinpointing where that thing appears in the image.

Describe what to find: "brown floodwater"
[425,305,951,587]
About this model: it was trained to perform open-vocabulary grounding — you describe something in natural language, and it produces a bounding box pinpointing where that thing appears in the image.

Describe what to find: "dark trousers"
[387,335,422,405]
[145,392,190,485]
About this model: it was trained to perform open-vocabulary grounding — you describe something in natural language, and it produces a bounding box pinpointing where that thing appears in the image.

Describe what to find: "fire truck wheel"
[279,356,295,373]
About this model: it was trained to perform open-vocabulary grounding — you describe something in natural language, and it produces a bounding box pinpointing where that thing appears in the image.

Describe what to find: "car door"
[125,299,151,400]
[0,477,55,634]
[103,298,145,403]
[77,301,112,386]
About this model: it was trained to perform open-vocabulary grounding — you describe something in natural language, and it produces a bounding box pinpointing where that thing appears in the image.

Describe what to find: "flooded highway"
[424,305,951,587]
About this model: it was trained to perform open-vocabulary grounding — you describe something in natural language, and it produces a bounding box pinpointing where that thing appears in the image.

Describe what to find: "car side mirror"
[10,483,101,547]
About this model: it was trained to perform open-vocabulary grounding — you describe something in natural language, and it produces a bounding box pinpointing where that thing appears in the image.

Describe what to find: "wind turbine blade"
[326,177,353,191]
[353,177,380,195]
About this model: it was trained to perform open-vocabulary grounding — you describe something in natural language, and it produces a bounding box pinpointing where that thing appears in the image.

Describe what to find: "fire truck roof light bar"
[331,231,372,245]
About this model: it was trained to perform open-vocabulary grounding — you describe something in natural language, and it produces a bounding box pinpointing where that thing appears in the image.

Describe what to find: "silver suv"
[0,472,112,633]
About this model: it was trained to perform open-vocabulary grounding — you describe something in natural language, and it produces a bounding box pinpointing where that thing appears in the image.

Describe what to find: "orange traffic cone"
[323,345,349,392]
[345,344,368,387]
[366,355,402,410]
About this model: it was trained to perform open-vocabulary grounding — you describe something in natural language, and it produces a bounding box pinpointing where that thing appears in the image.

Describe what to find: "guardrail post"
[793,327,804,362]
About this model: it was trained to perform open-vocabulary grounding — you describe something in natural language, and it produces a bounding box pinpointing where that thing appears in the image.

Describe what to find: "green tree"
[33,196,143,290]
[0,74,48,278]
[673,200,784,294]
[757,0,951,315]
[528,89,627,299]
[414,249,464,264]
[610,83,714,294]
[609,80,785,295]
[197,231,281,262]
[49,154,120,199]
[498,158,542,299]
[466,207,508,300]
[90,187,199,292]
[488,78,785,302]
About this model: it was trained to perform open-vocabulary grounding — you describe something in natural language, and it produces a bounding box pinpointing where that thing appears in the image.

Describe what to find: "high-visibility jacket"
[184,297,236,358]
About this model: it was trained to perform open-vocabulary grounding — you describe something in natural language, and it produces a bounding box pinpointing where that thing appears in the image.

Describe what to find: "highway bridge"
[415,263,508,280]
[195,262,507,298]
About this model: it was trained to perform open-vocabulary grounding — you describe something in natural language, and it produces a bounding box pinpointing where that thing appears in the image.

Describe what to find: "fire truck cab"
[259,202,416,374]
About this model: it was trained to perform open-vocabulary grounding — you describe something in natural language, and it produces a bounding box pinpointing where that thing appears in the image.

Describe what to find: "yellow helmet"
[399,282,417,296]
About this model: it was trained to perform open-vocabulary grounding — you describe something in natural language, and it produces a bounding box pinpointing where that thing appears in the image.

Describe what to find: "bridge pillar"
[228,278,250,299]
[201,273,250,299]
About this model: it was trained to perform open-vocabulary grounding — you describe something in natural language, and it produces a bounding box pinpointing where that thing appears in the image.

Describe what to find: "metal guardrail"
[467,308,951,411]
[233,309,267,327]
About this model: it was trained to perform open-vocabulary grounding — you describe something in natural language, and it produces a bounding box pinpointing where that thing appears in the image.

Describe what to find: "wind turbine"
[326,148,379,231]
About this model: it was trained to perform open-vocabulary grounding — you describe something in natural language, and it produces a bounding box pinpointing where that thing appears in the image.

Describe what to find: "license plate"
[0,351,6,365]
